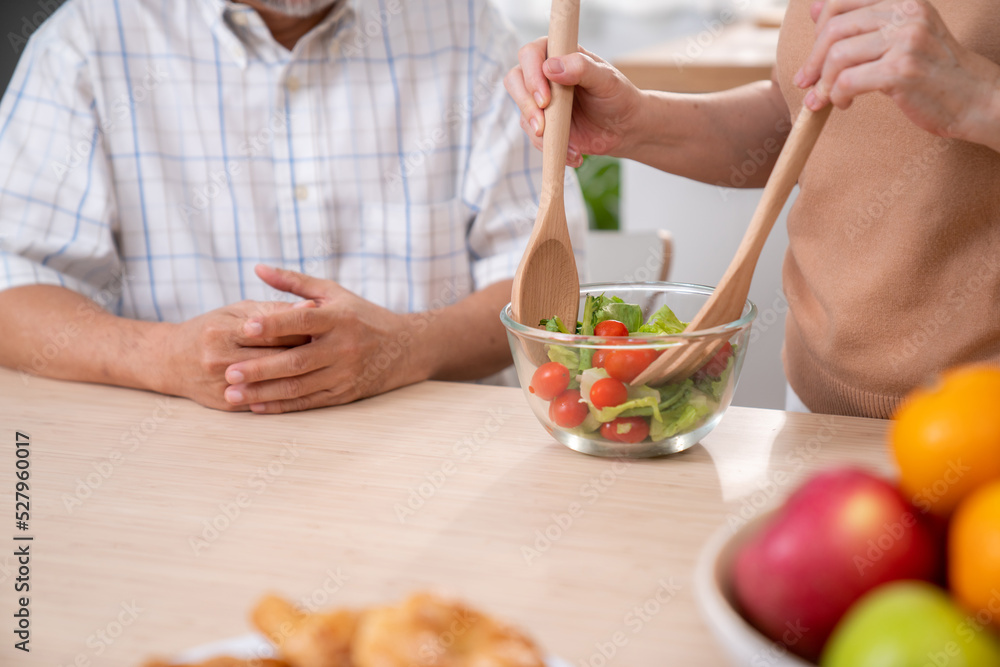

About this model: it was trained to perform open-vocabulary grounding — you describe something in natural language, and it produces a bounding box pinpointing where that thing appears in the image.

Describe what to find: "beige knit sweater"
[775,0,1000,418]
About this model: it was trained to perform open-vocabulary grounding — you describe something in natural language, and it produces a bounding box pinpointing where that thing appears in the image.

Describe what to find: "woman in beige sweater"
[505,0,1000,418]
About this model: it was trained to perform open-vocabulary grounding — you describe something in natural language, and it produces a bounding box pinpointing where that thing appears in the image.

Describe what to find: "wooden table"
[615,22,779,94]
[0,367,891,666]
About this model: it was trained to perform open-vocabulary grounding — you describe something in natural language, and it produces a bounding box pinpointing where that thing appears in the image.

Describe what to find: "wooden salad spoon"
[632,103,833,387]
[510,0,581,331]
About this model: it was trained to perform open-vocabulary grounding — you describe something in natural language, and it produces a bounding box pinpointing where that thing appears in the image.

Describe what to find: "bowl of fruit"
[694,365,1000,666]
[500,282,755,458]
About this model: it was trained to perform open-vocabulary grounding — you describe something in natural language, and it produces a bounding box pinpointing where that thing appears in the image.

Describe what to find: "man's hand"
[160,300,315,411]
[795,0,1000,150]
[222,265,430,414]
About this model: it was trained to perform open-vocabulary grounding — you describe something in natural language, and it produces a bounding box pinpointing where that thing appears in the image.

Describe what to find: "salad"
[529,294,736,444]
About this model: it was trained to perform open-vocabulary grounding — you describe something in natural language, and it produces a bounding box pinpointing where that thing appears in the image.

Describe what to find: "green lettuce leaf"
[590,395,662,424]
[649,390,715,441]
[695,355,734,402]
[540,316,570,334]
[594,299,643,333]
[546,345,580,372]
[638,304,687,335]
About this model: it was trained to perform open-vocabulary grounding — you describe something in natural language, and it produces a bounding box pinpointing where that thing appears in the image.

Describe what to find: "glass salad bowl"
[501,283,756,458]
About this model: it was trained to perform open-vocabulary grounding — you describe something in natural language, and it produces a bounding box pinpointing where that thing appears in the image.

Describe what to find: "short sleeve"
[0,2,120,303]
[462,1,588,291]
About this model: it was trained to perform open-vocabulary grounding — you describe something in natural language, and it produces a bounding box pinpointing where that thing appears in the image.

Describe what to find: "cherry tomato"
[592,348,609,369]
[549,390,588,428]
[529,361,570,400]
[594,320,629,337]
[605,348,658,384]
[701,342,734,377]
[600,417,650,444]
[590,377,628,409]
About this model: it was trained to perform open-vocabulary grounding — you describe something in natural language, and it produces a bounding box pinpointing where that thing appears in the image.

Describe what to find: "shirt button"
[231,12,249,26]
[286,76,301,93]
[295,185,309,201]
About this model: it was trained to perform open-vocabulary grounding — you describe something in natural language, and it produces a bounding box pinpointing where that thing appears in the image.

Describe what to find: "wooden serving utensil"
[632,103,833,387]
[510,0,581,331]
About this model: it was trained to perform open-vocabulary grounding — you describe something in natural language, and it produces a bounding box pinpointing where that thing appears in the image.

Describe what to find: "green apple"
[822,581,1000,666]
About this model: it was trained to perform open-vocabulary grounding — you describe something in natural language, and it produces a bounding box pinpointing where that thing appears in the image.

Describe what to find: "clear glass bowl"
[501,283,756,458]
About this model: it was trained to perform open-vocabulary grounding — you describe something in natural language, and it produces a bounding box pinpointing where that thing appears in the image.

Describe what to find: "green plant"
[576,155,620,230]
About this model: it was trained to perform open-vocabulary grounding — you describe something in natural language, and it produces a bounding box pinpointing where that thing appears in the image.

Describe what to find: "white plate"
[693,512,815,667]
[174,633,573,667]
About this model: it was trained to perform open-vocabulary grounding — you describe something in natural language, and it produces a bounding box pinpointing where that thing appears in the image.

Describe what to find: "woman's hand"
[795,0,1000,149]
[503,37,647,167]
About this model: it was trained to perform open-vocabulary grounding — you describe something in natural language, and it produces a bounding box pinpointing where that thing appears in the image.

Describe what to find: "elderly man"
[0,0,587,412]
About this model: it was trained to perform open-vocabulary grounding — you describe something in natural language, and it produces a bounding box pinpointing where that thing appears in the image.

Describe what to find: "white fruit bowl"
[694,512,817,667]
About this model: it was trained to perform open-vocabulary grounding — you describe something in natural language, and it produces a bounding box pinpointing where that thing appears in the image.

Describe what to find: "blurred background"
[0,0,790,409]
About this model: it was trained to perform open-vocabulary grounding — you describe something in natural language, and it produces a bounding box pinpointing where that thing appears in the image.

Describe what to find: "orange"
[949,480,1000,631]
[889,365,1000,516]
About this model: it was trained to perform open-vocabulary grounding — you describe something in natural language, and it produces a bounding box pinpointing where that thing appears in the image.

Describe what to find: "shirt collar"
[197,0,356,68]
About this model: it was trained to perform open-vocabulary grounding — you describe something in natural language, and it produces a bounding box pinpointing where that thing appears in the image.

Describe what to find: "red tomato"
[594,320,629,337]
[592,348,609,368]
[590,377,628,409]
[701,342,734,377]
[605,348,658,384]
[529,362,570,400]
[600,417,650,443]
[549,390,588,428]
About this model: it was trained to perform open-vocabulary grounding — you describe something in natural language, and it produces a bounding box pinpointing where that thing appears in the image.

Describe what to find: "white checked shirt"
[0,0,587,322]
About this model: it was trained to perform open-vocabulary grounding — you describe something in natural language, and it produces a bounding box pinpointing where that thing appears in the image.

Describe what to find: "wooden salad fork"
[632,103,833,387]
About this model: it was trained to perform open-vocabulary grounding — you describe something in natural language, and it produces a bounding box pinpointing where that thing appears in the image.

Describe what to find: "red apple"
[731,468,939,662]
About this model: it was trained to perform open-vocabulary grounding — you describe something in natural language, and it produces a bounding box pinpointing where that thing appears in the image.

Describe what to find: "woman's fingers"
[796,7,886,87]
[813,0,881,35]
[811,30,891,106]
[519,38,552,108]
[822,59,897,109]
[505,65,545,137]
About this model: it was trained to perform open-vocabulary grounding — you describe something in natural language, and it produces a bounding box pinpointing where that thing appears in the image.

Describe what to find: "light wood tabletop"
[0,366,892,666]
[614,22,779,94]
